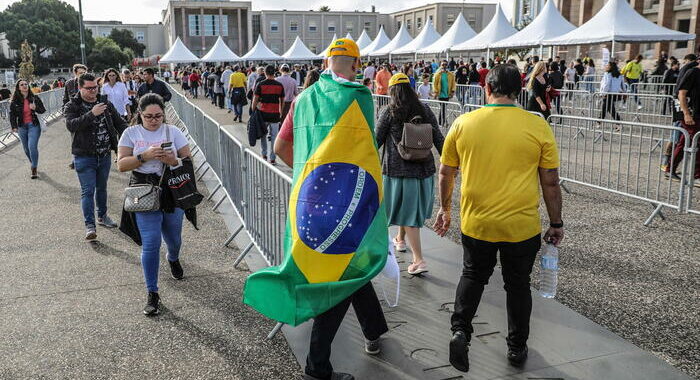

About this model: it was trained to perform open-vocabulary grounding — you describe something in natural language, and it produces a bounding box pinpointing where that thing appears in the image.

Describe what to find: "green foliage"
[109,29,146,57]
[87,37,130,72]
[0,0,95,66]
[318,5,330,12]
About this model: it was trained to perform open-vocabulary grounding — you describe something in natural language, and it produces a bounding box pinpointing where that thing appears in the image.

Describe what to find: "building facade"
[389,2,497,38]
[84,21,167,57]
[161,0,253,58]
[512,0,546,26]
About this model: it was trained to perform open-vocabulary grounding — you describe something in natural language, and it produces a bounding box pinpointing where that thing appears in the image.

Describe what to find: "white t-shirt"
[363,66,376,81]
[118,124,189,176]
[417,83,431,99]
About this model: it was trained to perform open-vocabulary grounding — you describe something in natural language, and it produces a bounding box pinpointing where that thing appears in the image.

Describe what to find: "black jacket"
[62,78,79,105]
[136,79,172,101]
[9,94,46,129]
[64,93,128,156]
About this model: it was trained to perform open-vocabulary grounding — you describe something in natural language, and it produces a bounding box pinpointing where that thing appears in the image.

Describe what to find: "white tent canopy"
[492,0,575,49]
[544,0,695,45]
[360,26,391,56]
[451,4,517,51]
[317,33,338,57]
[356,30,373,50]
[369,24,413,57]
[418,12,476,55]
[281,36,319,61]
[242,35,282,61]
[345,32,354,40]
[391,19,441,55]
[159,37,200,64]
[200,36,241,62]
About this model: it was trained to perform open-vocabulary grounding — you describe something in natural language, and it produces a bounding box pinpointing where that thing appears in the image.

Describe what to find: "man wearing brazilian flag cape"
[244,38,389,380]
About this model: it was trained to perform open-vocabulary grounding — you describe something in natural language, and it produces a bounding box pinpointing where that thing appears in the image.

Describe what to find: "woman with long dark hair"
[117,94,192,316]
[375,73,444,276]
[599,62,624,122]
[9,79,46,179]
[101,68,131,120]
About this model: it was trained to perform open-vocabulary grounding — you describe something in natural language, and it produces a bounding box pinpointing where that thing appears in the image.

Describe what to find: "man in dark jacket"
[65,73,128,241]
[137,68,172,102]
[62,63,87,106]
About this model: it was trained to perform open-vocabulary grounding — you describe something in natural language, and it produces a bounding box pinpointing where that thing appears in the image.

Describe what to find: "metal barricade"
[455,84,485,106]
[547,114,690,225]
[686,132,699,215]
[372,94,390,120]
[631,82,674,95]
[575,81,601,93]
[555,89,593,117]
[421,98,463,132]
[646,75,664,84]
[219,128,246,216]
[517,87,529,108]
[591,92,673,127]
[0,88,64,148]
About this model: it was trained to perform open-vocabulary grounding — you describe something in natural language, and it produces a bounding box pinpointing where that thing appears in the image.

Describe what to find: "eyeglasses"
[108,74,117,77]
[82,86,98,91]
[19,83,28,87]
[142,114,164,120]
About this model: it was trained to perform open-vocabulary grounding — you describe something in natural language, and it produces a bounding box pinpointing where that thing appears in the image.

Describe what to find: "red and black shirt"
[254,78,285,123]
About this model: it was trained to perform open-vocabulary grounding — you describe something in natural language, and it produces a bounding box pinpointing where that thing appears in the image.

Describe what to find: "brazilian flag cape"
[243,73,388,326]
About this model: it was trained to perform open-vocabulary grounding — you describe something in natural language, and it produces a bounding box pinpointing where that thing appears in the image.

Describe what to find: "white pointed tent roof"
[360,26,391,56]
[242,35,282,60]
[345,32,354,40]
[159,37,200,63]
[356,30,373,50]
[200,36,241,62]
[492,1,575,49]
[317,33,338,58]
[451,4,517,51]
[370,24,414,56]
[544,0,695,45]
[282,36,320,61]
[419,12,476,54]
[391,19,442,55]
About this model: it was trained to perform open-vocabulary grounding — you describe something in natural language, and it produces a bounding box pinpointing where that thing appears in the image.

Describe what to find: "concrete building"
[389,2,498,38]
[512,0,546,26]
[84,21,167,57]
[161,0,253,58]
[253,9,391,54]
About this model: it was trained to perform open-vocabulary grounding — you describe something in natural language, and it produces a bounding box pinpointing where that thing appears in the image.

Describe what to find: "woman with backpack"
[375,73,444,276]
[9,79,46,179]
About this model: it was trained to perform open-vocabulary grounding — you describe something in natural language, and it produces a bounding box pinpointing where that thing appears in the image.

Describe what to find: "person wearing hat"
[376,73,444,275]
[269,38,389,380]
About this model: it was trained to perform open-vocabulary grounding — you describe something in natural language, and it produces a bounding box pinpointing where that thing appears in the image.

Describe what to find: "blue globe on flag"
[296,162,379,254]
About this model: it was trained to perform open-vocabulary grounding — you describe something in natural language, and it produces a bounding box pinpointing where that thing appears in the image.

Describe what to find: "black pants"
[451,234,541,349]
[438,97,450,127]
[215,93,224,109]
[305,282,388,379]
[600,94,621,121]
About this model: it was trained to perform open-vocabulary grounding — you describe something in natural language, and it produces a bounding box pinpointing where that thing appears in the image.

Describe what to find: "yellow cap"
[389,73,410,87]
[326,38,360,58]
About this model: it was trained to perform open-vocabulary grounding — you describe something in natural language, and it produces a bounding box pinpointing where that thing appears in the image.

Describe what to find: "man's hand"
[91,103,107,116]
[544,227,564,246]
[11,128,17,133]
[683,112,695,125]
[433,208,451,237]
[29,102,36,111]
[540,103,547,112]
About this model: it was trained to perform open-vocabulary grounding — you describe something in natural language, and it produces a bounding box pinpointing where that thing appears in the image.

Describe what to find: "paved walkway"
[0,120,298,379]
[176,88,695,380]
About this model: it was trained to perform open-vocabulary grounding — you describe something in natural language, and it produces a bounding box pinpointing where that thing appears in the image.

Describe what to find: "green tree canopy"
[87,37,130,72]
[318,6,330,12]
[109,29,146,57]
[0,0,95,66]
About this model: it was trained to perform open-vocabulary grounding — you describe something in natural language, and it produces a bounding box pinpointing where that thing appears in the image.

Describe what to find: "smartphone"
[160,142,173,149]
[99,94,108,103]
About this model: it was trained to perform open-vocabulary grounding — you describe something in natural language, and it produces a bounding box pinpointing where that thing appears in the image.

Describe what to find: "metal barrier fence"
[455,84,485,106]
[0,88,65,148]
[686,132,699,216]
[591,92,674,127]
[631,82,675,96]
[372,94,463,132]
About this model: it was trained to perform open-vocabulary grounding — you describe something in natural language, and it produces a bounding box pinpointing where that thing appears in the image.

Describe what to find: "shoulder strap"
[157,125,172,186]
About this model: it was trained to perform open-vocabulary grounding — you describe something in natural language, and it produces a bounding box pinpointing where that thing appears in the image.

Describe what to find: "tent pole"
[611,40,616,62]
[539,45,543,58]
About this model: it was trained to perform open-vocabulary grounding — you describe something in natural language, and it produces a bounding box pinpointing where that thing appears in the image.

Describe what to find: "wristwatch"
[136,154,146,163]
[550,221,564,228]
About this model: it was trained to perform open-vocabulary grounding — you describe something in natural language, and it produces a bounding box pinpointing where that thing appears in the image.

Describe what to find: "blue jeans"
[224,88,231,110]
[135,208,185,292]
[260,122,279,161]
[74,154,111,228]
[627,78,640,104]
[18,122,41,168]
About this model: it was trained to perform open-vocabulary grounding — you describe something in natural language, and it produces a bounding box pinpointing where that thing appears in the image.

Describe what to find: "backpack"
[391,116,434,162]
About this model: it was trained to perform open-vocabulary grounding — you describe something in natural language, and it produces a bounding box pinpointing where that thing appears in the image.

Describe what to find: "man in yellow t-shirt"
[433,64,564,373]
[622,54,644,107]
[228,66,248,122]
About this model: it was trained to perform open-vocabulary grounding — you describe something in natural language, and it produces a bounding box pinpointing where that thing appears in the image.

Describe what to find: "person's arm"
[65,102,101,133]
[274,137,293,167]
[251,94,259,112]
[374,109,390,149]
[538,167,564,245]
[161,81,172,101]
[433,163,458,237]
[110,103,128,135]
[424,104,444,154]
[34,96,46,114]
[679,89,694,125]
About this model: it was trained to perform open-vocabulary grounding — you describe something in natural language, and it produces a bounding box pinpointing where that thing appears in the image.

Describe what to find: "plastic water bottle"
[539,243,558,298]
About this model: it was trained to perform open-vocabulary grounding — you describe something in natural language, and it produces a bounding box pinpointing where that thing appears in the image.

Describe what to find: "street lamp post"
[78,0,86,65]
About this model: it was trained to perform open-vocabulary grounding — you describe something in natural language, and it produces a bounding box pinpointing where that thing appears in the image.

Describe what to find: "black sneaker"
[143,292,160,316]
[449,331,470,372]
[169,259,184,280]
[364,338,380,355]
[507,345,528,367]
[302,372,354,380]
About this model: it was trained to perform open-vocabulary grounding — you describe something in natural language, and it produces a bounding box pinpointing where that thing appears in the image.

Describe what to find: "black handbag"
[165,158,203,210]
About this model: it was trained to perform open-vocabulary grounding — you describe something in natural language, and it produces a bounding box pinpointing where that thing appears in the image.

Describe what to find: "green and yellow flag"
[243,73,388,326]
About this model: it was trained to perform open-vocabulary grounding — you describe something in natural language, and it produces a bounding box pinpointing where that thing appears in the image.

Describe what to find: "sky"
[0,0,515,24]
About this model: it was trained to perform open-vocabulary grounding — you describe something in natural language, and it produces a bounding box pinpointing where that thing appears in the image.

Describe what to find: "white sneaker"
[392,237,406,252]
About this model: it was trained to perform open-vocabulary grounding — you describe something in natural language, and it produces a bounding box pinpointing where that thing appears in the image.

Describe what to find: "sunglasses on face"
[19,83,28,87]
[82,86,98,91]
[142,114,164,120]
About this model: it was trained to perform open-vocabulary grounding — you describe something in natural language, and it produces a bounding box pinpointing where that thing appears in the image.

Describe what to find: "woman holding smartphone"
[117,94,191,316]
[9,79,46,179]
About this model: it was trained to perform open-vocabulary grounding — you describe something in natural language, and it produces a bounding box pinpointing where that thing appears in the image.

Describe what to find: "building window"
[188,15,201,36]
[252,14,261,37]
[364,21,371,31]
[328,21,336,32]
[270,21,279,32]
[417,17,422,29]
[202,15,226,36]
[467,14,477,28]
[397,21,401,30]
[310,44,317,53]
[345,21,353,34]
[677,19,690,48]
[220,15,228,36]
[309,21,317,32]
[406,19,412,31]
[675,0,691,5]
[447,14,455,27]
[136,31,145,42]
[290,21,298,32]
[429,15,434,22]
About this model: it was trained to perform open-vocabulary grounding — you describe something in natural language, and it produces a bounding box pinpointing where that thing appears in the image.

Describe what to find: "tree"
[19,40,34,80]
[318,6,330,12]
[0,0,95,66]
[109,29,146,57]
[87,37,130,72]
